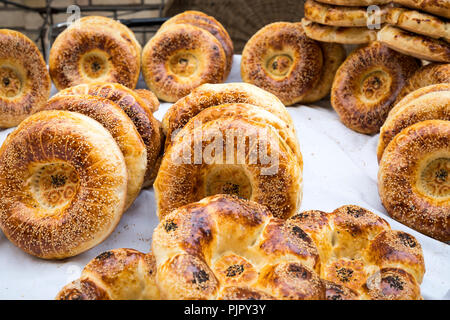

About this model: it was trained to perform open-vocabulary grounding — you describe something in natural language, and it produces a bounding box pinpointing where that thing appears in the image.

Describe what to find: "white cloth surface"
[0,55,448,300]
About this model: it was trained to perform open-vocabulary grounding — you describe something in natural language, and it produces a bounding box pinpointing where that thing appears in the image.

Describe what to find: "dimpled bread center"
[266,54,293,77]
[81,51,110,79]
[205,165,252,199]
[419,158,450,199]
[213,253,258,286]
[0,66,22,98]
[360,70,391,103]
[29,162,80,210]
[169,52,198,77]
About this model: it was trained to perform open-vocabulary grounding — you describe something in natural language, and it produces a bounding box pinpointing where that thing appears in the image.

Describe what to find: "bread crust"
[302,18,378,44]
[56,249,159,300]
[54,83,163,187]
[0,110,128,259]
[152,195,323,299]
[162,82,294,148]
[378,120,450,242]
[241,22,324,105]
[43,94,146,210]
[54,199,425,299]
[395,63,450,104]
[385,6,450,42]
[394,0,450,19]
[293,205,424,299]
[151,196,424,299]
[49,16,140,90]
[142,23,227,102]
[176,103,303,168]
[154,117,302,220]
[0,29,50,128]
[377,84,450,161]
[377,25,450,63]
[331,41,420,134]
[305,0,388,27]
[133,89,160,113]
[302,42,347,103]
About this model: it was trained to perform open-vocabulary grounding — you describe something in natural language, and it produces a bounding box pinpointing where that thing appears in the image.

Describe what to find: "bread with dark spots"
[56,248,159,300]
[55,197,425,299]
[152,194,324,299]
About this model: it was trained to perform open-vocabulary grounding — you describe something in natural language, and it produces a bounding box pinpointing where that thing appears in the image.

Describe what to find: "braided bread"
[0,29,50,128]
[378,120,450,242]
[49,16,141,90]
[152,195,424,300]
[377,83,450,162]
[55,196,425,299]
[154,116,302,220]
[162,82,293,148]
[0,110,127,259]
[331,41,420,134]
[142,12,230,102]
[54,82,163,187]
[57,249,159,300]
[241,22,324,105]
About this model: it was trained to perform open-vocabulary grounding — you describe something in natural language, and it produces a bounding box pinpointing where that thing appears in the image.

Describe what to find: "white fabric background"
[0,55,448,300]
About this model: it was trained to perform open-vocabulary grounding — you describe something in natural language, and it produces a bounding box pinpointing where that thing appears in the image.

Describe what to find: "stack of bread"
[142,11,233,102]
[378,82,450,242]
[0,82,163,259]
[241,21,346,105]
[377,1,449,63]
[57,195,425,300]
[156,82,303,219]
[301,0,389,44]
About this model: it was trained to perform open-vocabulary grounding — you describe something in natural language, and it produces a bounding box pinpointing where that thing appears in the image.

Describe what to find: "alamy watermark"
[367,5,383,30]
[169,120,281,176]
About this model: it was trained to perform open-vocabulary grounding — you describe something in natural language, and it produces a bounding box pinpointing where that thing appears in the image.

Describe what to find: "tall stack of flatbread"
[301,0,389,44]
